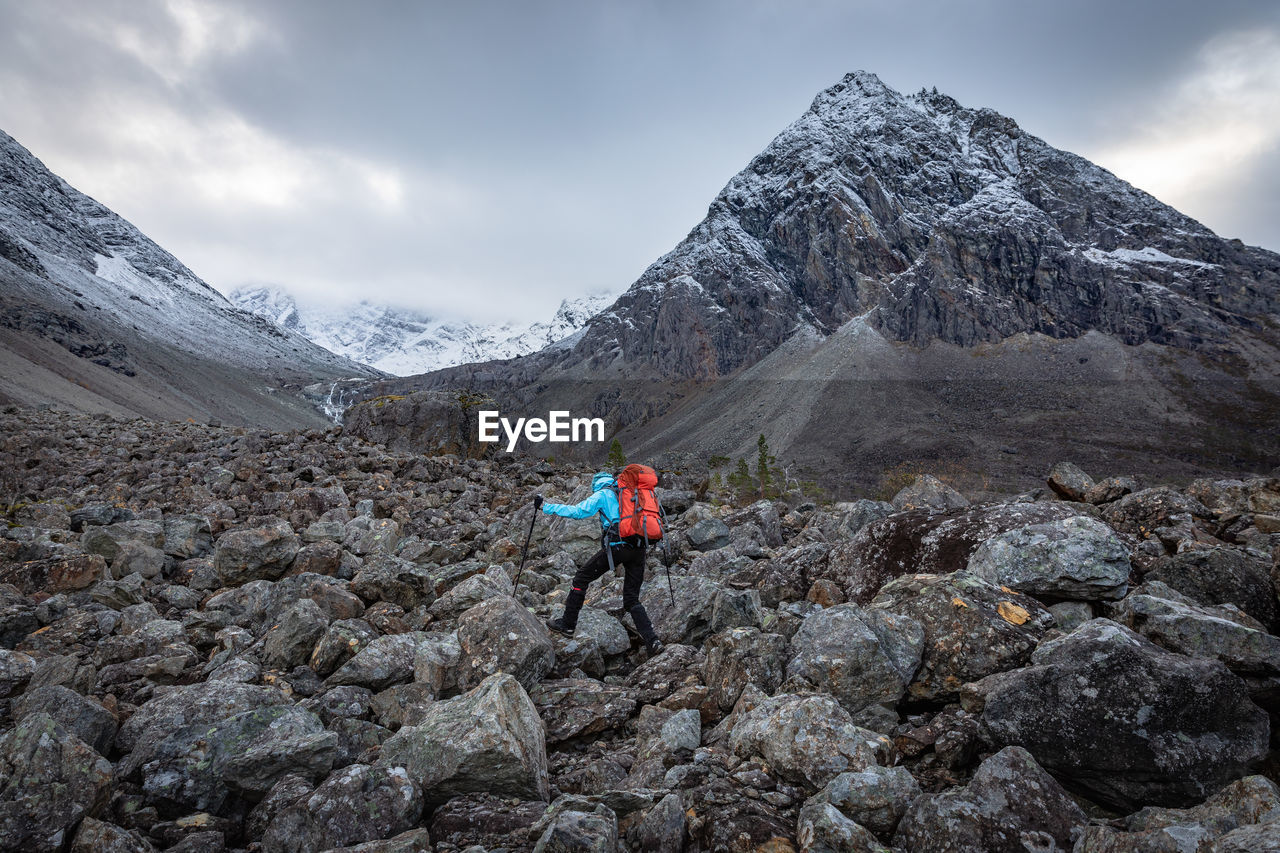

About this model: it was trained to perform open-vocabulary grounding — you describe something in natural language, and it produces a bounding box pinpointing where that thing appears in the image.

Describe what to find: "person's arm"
[541,490,609,520]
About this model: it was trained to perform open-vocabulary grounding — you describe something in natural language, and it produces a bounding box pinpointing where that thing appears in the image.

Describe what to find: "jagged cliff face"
[0,129,379,424]
[538,71,1278,380]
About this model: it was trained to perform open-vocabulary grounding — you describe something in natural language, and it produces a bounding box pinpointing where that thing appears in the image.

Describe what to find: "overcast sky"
[2,0,1278,323]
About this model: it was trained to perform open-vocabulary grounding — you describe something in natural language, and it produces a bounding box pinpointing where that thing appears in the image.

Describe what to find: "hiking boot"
[547,616,575,637]
[646,638,664,656]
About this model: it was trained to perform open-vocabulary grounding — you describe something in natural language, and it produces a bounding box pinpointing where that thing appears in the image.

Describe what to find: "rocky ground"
[2,405,1280,852]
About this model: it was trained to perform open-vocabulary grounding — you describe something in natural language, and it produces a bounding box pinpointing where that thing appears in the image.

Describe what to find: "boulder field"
[1,405,1279,851]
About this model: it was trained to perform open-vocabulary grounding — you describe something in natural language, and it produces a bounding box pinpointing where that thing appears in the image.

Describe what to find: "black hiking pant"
[560,538,659,643]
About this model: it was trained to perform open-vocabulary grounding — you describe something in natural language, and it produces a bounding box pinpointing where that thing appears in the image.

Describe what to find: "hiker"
[540,470,664,654]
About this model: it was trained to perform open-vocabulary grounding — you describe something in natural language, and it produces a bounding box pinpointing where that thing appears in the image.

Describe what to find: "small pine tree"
[756,433,773,498]
[729,457,754,504]
[606,438,626,469]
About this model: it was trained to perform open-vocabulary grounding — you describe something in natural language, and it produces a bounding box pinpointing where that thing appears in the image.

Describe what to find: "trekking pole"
[514,494,542,594]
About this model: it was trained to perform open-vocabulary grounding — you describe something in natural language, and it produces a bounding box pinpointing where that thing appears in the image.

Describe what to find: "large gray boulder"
[0,712,113,853]
[785,604,923,714]
[728,693,891,791]
[893,746,1087,853]
[826,502,1083,604]
[350,555,437,610]
[140,705,337,811]
[261,598,330,671]
[891,474,969,511]
[376,673,549,804]
[703,627,790,711]
[869,572,1052,701]
[966,514,1130,600]
[1047,461,1095,501]
[1146,547,1279,631]
[326,633,424,691]
[797,804,890,853]
[12,685,117,755]
[456,595,555,691]
[639,575,722,645]
[807,764,920,840]
[261,764,424,853]
[1109,589,1280,675]
[978,619,1270,809]
[213,521,301,585]
[1074,775,1280,852]
[529,679,638,745]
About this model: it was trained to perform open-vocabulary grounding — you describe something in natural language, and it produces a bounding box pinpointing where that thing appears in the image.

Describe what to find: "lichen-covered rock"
[807,764,920,839]
[13,684,117,755]
[797,803,890,853]
[1084,476,1139,505]
[728,692,891,790]
[0,712,113,853]
[529,679,638,745]
[1110,589,1280,675]
[261,764,423,853]
[69,818,156,853]
[262,598,330,671]
[310,619,379,678]
[827,502,1083,603]
[816,499,895,541]
[891,474,969,511]
[1074,775,1280,851]
[785,604,923,714]
[979,619,1270,809]
[140,705,337,811]
[869,571,1052,701]
[375,673,549,804]
[966,514,1130,600]
[326,633,423,691]
[686,517,731,551]
[116,681,290,777]
[213,520,301,585]
[532,801,618,853]
[350,555,437,610]
[638,575,722,645]
[892,746,1087,853]
[632,792,687,852]
[703,627,789,710]
[1146,547,1279,631]
[1047,461,1096,501]
[456,595,555,690]
[0,647,36,700]
[625,643,704,704]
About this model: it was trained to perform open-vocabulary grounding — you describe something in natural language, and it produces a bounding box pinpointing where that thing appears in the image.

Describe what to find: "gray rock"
[708,587,763,632]
[633,792,687,852]
[261,764,423,853]
[13,685,117,755]
[686,518,731,551]
[728,692,891,790]
[1048,461,1095,501]
[213,521,301,585]
[818,500,895,541]
[428,571,510,619]
[369,683,436,729]
[704,626,789,710]
[529,678,637,745]
[112,540,166,579]
[1074,775,1280,852]
[785,603,923,714]
[1110,590,1280,675]
[162,514,212,559]
[0,648,36,700]
[116,681,290,777]
[891,475,968,511]
[376,673,550,804]
[1049,600,1094,631]
[659,708,702,752]
[344,517,402,556]
[140,705,337,811]
[310,619,379,678]
[69,818,156,853]
[639,575,722,645]
[797,803,890,853]
[326,633,424,691]
[350,555,437,610]
[412,631,461,698]
[0,712,113,853]
[1084,476,1138,505]
[1213,821,1280,852]
[574,606,631,656]
[456,595,555,690]
[808,764,920,839]
[893,746,1087,853]
[966,514,1130,600]
[978,619,1270,809]
[869,571,1052,701]
[82,519,164,563]
[262,598,330,671]
[532,802,618,853]
[1146,547,1279,631]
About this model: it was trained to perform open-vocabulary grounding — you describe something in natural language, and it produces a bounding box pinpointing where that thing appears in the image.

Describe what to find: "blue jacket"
[542,472,621,544]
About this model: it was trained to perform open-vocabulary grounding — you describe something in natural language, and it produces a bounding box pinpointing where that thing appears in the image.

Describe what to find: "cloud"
[1089,28,1280,238]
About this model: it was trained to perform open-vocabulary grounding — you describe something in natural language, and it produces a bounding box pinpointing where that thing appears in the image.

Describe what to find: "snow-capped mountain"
[0,128,379,426]
[230,286,613,376]
[355,71,1280,493]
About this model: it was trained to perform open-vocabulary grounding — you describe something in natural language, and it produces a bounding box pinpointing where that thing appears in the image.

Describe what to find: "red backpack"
[615,464,664,542]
